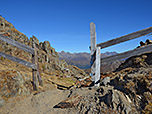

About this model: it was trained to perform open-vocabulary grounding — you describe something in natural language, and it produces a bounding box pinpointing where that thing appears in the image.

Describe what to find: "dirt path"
[0,89,72,114]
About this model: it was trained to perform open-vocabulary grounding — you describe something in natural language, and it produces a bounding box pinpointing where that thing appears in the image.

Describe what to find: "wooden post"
[32,42,38,90]
[37,68,43,86]
[35,47,43,86]
[95,47,101,86]
[90,22,96,83]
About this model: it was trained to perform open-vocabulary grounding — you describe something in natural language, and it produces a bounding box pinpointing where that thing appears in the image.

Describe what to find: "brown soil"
[0,89,71,114]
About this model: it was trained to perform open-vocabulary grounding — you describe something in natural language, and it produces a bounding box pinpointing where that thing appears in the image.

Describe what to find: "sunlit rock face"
[0,16,88,105]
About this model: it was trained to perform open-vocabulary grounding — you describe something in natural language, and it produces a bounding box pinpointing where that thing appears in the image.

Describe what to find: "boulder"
[30,35,39,45]
[140,41,146,47]
[146,39,152,45]
[0,70,30,98]
[111,89,132,114]
[54,95,82,108]
[101,77,110,86]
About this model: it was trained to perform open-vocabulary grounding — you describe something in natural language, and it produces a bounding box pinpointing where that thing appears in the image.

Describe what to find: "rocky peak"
[0,16,14,33]
[0,16,58,58]
[0,16,88,104]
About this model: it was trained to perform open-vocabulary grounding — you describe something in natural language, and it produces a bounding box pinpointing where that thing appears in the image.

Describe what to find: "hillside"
[0,16,88,105]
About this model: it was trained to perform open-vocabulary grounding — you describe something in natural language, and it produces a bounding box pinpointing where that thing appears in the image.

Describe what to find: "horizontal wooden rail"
[97,27,152,49]
[0,25,42,90]
[0,34,34,54]
[102,44,152,64]
[0,51,37,69]
[0,32,6,34]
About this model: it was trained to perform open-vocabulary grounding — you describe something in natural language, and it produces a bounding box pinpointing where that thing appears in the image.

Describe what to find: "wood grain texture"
[90,22,96,55]
[102,44,152,64]
[95,47,101,86]
[32,42,38,90]
[0,51,36,69]
[35,47,43,86]
[0,34,34,54]
[97,27,152,49]
[90,22,96,82]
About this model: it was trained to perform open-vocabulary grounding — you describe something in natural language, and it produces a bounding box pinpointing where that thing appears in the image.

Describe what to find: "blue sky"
[1,0,152,53]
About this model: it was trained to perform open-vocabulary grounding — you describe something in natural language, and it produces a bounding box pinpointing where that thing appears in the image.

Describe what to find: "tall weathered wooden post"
[32,41,43,90]
[90,22,101,86]
[32,42,38,90]
[90,22,96,82]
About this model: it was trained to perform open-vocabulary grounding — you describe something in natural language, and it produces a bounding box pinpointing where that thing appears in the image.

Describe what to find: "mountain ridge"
[58,51,118,69]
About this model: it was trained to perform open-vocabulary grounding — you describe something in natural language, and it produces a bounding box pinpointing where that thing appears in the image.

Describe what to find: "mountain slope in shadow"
[58,51,118,71]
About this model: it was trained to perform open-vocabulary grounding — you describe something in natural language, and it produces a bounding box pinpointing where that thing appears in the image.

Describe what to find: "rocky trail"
[0,89,70,114]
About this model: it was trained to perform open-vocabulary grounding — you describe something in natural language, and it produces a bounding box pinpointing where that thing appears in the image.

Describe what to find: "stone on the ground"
[0,96,5,108]
[101,77,110,86]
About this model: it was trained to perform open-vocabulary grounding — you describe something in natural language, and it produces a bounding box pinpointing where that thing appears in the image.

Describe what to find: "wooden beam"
[95,47,101,86]
[97,27,152,49]
[37,63,43,86]
[35,47,43,86]
[102,44,152,64]
[0,32,6,34]
[32,42,38,90]
[0,34,34,54]
[90,22,96,82]
[90,22,96,55]
[0,51,36,69]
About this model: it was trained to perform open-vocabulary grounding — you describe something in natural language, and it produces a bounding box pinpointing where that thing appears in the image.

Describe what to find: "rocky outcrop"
[110,67,152,112]
[115,39,152,71]
[53,67,152,114]
[0,16,87,78]
[54,86,136,114]
[0,70,31,98]
[0,16,88,105]
[137,39,152,48]
[116,53,152,72]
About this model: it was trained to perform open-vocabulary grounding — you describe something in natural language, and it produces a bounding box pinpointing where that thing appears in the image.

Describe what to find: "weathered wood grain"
[97,27,152,49]
[0,34,34,54]
[90,22,96,82]
[90,50,96,66]
[95,47,101,86]
[90,22,96,55]
[35,47,43,86]
[102,44,152,64]
[32,42,38,90]
[0,51,36,69]
[0,33,42,90]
